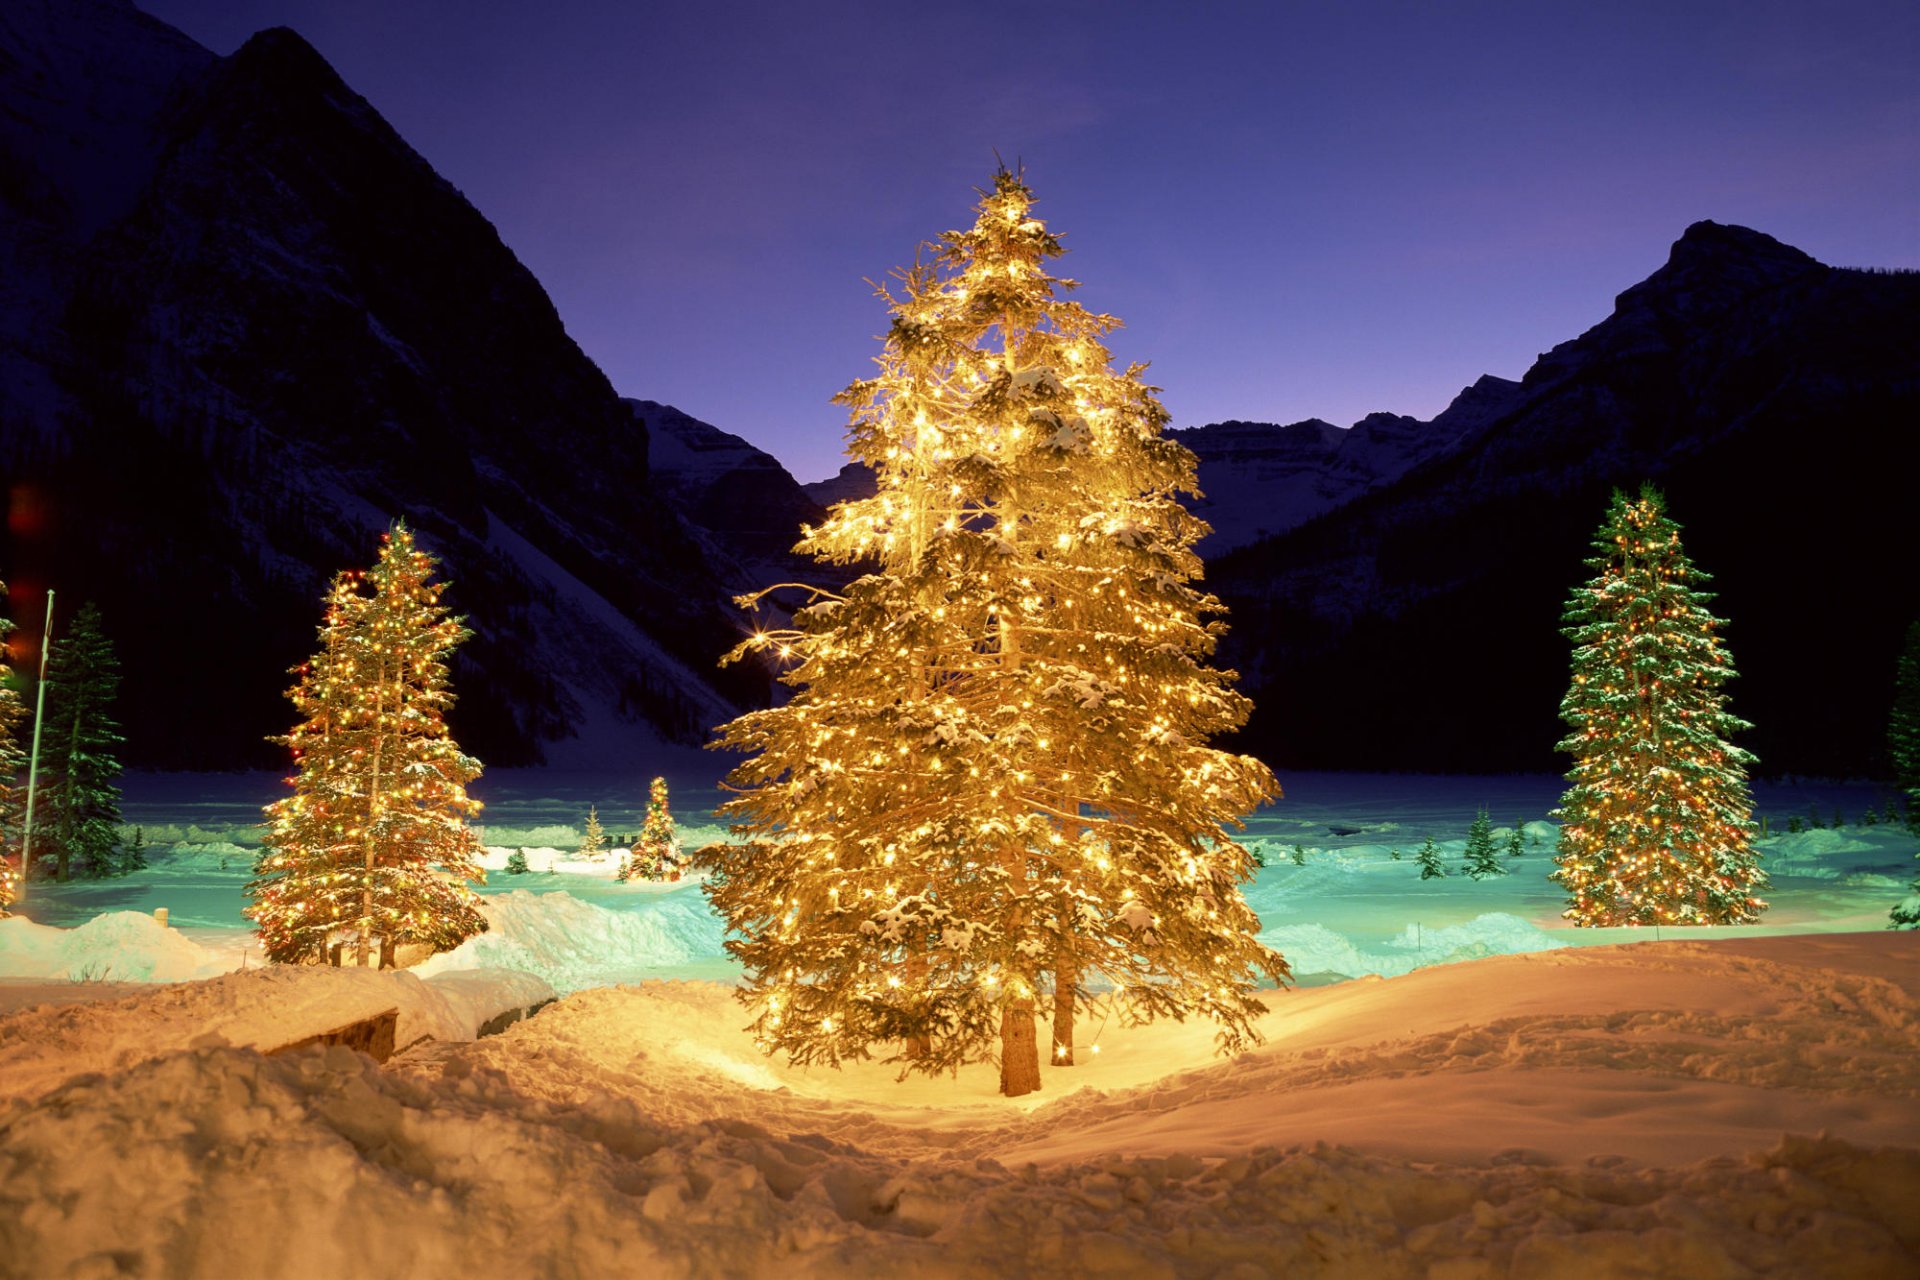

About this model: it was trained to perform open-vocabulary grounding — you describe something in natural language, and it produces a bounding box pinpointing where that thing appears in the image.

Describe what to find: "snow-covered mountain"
[1211,222,1920,775]
[2,3,1911,776]
[1170,374,1526,553]
[0,0,761,768]
[626,399,824,585]
[793,380,1525,554]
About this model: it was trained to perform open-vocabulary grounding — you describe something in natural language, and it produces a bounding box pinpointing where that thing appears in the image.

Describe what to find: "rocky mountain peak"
[1612,219,1823,325]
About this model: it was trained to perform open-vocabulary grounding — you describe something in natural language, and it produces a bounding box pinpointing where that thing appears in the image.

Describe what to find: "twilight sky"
[141,0,1917,484]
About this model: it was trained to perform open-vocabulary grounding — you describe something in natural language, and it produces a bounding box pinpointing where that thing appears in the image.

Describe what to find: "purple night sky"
[139,0,1917,484]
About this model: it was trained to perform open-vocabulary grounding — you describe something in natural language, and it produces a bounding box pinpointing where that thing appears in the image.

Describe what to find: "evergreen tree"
[580,805,607,860]
[247,525,488,966]
[41,603,123,881]
[121,826,147,875]
[1891,621,1920,820]
[1416,836,1446,880]
[1551,487,1767,926]
[1505,823,1524,859]
[1463,808,1505,879]
[506,849,530,875]
[697,170,1287,1097]
[0,584,23,915]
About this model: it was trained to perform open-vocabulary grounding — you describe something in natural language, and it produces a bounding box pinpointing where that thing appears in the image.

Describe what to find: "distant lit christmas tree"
[41,603,124,881]
[0,583,24,915]
[580,805,607,861]
[248,525,488,966]
[621,777,680,881]
[698,170,1286,1097]
[1552,487,1766,926]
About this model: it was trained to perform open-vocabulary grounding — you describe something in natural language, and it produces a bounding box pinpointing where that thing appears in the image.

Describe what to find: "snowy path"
[4,934,1914,1276]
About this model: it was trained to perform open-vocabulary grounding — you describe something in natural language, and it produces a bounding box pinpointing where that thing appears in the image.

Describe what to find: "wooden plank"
[264,1008,400,1063]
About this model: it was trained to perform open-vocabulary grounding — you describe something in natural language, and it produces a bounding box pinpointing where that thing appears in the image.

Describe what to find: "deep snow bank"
[414,889,726,992]
[1,934,1916,1277]
[0,964,553,1103]
[0,910,230,982]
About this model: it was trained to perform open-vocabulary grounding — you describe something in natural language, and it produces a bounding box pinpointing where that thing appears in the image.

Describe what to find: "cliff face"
[0,1,755,767]
[1211,223,1920,775]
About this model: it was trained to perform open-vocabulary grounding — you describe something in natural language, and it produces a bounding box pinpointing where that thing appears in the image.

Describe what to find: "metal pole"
[19,590,53,899]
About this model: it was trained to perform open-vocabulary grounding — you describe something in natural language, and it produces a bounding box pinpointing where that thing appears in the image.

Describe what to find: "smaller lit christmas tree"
[1417,836,1447,880]
[623,777,681,881]
[1552,487,1766,926]
[1464,808,1505,879]
[247,524,488,966]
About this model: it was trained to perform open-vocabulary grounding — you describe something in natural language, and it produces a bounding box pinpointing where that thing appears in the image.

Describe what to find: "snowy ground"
[10,768,1911,985]
[2,769,1917,1275]
[2,928,1916,1275]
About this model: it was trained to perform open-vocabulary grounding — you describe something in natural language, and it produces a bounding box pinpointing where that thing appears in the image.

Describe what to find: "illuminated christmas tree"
[620,777,680,881]
[699,170,1286,1097]
[0,583,25,915]
[247,524,488,966]
[1551,487,1766,926]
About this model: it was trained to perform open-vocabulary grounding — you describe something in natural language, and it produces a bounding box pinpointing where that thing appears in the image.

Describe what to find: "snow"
[0,963,552,1104]
[2,928,1916,1275]
[2,769,1917,1273]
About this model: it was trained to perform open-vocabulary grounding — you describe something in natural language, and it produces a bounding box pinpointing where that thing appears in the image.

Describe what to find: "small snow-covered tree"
[1552,487,1767,926]
[1416,837,1447,880]
[248,524,488,966]
[41,603,123,881]
[1890,621,1920,824]
[1463,808,1504,879]
[0,583,24,915]
[699,170,1287,1096]
[1504,824,1524,860]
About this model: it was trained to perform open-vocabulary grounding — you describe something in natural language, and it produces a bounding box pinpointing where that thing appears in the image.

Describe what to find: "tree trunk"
[903,949,932,1060]
[357,664,387,969]
[1051,944,1078,1067]
[1000,993,1041,1097]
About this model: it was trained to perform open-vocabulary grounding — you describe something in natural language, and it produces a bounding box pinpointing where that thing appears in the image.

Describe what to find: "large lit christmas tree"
[247,524,488,966]
[0,583,26,915]
[698,170,1286,1096]
[1552,486,1766,926]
